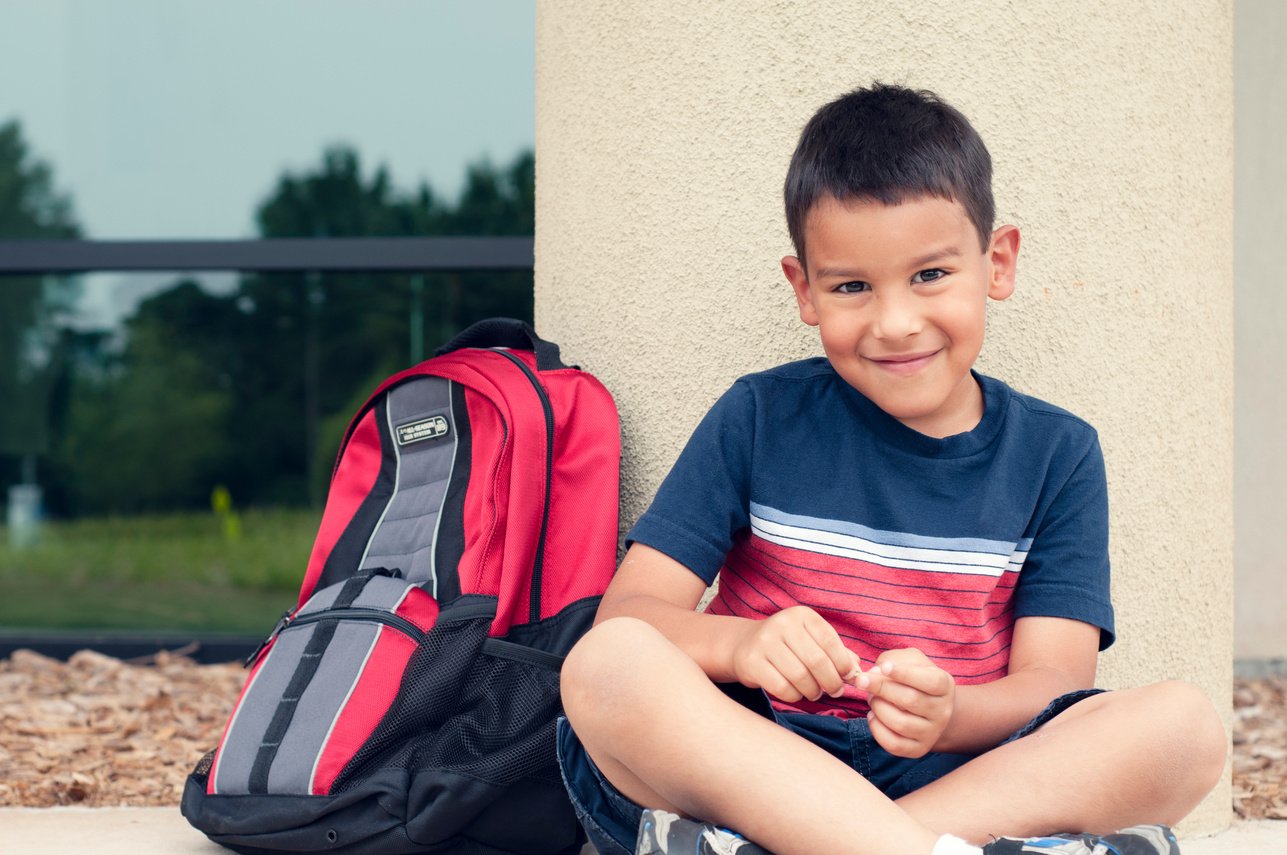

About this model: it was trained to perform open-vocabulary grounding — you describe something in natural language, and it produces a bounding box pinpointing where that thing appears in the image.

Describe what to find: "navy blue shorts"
[556,687,1104,855]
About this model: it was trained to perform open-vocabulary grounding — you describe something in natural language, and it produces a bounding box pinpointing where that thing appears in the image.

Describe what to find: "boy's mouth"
[866,349,941,375]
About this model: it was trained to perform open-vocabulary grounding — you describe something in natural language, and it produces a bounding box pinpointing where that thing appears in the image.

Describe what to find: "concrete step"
[1,807,1282,854]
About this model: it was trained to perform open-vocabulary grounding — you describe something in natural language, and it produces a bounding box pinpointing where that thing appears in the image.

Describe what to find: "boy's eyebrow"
[909,246,964,267]
[811,245,964,280]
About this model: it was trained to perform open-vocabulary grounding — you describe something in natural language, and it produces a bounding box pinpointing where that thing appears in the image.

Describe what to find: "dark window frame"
[0,236,533,274]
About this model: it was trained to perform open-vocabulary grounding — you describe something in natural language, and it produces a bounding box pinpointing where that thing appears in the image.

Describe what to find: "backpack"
[181,319,620,855]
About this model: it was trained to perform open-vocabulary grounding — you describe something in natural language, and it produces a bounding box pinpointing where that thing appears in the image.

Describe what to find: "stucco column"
[536,1,1232,834]
[1234,0,1287,662]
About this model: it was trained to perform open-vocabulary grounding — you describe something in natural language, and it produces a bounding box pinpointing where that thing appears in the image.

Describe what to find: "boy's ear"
[782,255,820,326]
[987,225,1020,301]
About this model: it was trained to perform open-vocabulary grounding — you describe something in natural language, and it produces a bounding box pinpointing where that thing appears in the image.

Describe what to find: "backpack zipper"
[491,349,554,625]
[286,607,426,640]
[245,608,426,667]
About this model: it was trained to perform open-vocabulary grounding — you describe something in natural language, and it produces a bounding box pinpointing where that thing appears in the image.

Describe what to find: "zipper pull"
[244,609,293,668]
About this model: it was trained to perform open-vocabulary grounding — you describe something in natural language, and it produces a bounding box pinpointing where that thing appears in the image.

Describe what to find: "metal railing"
[0,236,533,274]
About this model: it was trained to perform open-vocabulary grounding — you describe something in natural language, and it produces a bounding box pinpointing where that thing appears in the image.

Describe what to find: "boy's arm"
[596,543,859,699]
[914,433,1110,755]
[935,615,1099,753]
[865,615,1099,757]
[593,543,733,678]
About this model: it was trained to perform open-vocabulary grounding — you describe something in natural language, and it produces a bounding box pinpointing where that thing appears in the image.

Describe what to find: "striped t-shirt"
[628,358,1114,719]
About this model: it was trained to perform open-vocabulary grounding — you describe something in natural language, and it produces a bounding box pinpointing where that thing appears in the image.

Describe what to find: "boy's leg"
[561,617,943,855]
[895,682,1227,843]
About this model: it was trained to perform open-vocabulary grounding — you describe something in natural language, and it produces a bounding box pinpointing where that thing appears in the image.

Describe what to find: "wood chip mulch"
[0,648,242,807]
[0,649,1284,817]
[1233,674,1287,820]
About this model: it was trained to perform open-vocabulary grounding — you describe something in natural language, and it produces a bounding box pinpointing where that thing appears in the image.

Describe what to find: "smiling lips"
[866,349,941,375]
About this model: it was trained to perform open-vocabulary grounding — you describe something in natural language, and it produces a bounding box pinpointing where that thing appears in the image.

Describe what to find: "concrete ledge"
[1182,820,1287,854]
[1,807,1284,854]
[0,807,223,855]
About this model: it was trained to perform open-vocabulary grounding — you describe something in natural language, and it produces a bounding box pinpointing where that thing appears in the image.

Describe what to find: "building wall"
[1234,0,1287,661]
[535,1,1232,834]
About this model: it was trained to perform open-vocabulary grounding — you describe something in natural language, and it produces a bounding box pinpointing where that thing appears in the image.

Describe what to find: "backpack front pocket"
[209,572,438,797]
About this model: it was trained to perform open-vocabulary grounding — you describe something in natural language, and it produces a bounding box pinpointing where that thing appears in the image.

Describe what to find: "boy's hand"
[857,648,955,758]
[730,606,860,703]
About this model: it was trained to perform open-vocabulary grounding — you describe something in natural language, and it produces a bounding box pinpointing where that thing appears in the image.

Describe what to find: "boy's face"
[782,195,1019,438]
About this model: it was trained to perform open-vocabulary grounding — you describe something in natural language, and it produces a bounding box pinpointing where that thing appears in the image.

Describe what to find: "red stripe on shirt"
[707,532,1018,718]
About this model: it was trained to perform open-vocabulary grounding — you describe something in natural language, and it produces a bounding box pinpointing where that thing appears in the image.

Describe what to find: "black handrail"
[0,236,533,274]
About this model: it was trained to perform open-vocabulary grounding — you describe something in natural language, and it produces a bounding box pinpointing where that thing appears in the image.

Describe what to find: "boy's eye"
[834,281,870,294]
[912,268,947,284]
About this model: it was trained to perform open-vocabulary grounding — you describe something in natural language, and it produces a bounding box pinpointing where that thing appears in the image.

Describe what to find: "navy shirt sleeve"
[626,381,754,584]
[1012,434,1116,650]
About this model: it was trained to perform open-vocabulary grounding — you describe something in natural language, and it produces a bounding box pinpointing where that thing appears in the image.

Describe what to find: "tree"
[43,144,535,513]
[236,146,534,506]
[0,120,80,477]
[47,282,240,514]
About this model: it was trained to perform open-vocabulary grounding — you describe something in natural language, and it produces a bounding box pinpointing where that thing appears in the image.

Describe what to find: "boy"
[557,84,1226,855]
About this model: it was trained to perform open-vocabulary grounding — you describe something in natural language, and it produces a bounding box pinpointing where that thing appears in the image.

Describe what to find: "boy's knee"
[1163,681,1227,770]
[1138,680,1228,789]
[561,617,668,722]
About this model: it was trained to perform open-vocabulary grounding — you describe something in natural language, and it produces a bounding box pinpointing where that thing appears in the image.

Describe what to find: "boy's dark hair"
[785,83,995,266]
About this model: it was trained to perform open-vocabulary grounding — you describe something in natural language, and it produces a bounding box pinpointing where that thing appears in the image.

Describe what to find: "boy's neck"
[889,371,986,439]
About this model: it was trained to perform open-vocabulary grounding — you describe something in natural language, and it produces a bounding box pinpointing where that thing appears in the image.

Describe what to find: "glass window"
[0,0,535,642]
[0,0,534,240]
[0,269,532,636]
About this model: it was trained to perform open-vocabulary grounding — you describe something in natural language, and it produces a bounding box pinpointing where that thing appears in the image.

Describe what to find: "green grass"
[0,508,320,634]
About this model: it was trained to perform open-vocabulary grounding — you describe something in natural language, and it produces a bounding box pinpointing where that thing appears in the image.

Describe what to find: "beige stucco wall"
[1234,0,1287,660]
[536,0,1232,835]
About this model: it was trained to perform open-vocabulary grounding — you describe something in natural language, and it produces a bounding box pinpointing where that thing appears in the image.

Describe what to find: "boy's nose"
[871,294,924,340]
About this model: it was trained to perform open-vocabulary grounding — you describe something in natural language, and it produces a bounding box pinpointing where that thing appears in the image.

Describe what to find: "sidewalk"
[1,808,1284,854]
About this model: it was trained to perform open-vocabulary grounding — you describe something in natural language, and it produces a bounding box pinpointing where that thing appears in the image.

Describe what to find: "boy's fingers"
[863,674,922,710]
[897,664,954,697]
[856,666,886,696]
[803,612,861,678]
[765,647,823,702]
[754,666,803,703]
[798,616,860,697]
[868,696,931,738]
[872,657,953,697]
[866,707,925,759]
[783,633,847,698]
[873,647,930,672]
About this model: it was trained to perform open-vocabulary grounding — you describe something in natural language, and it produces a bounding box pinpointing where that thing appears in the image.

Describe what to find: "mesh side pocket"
[417,643,564,786]
[330,611,575,851]
[333,614,563,791]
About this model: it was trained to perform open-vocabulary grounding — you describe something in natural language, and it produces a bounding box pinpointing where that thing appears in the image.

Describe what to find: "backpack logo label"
[396,415,451,445]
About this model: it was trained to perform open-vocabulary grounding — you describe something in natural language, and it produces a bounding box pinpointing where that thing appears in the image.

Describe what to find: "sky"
[0,0,535,240]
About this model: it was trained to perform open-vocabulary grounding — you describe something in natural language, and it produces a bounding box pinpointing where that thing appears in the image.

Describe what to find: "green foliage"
[0,508,317,632]
[448,151,535,236]
[220,144,534,510]
[24,142,533,515]
[0,120,79,238]
[0,120,81,457]
[62,324,234,513]
[1,129,535,631]
[256,146,444,238]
